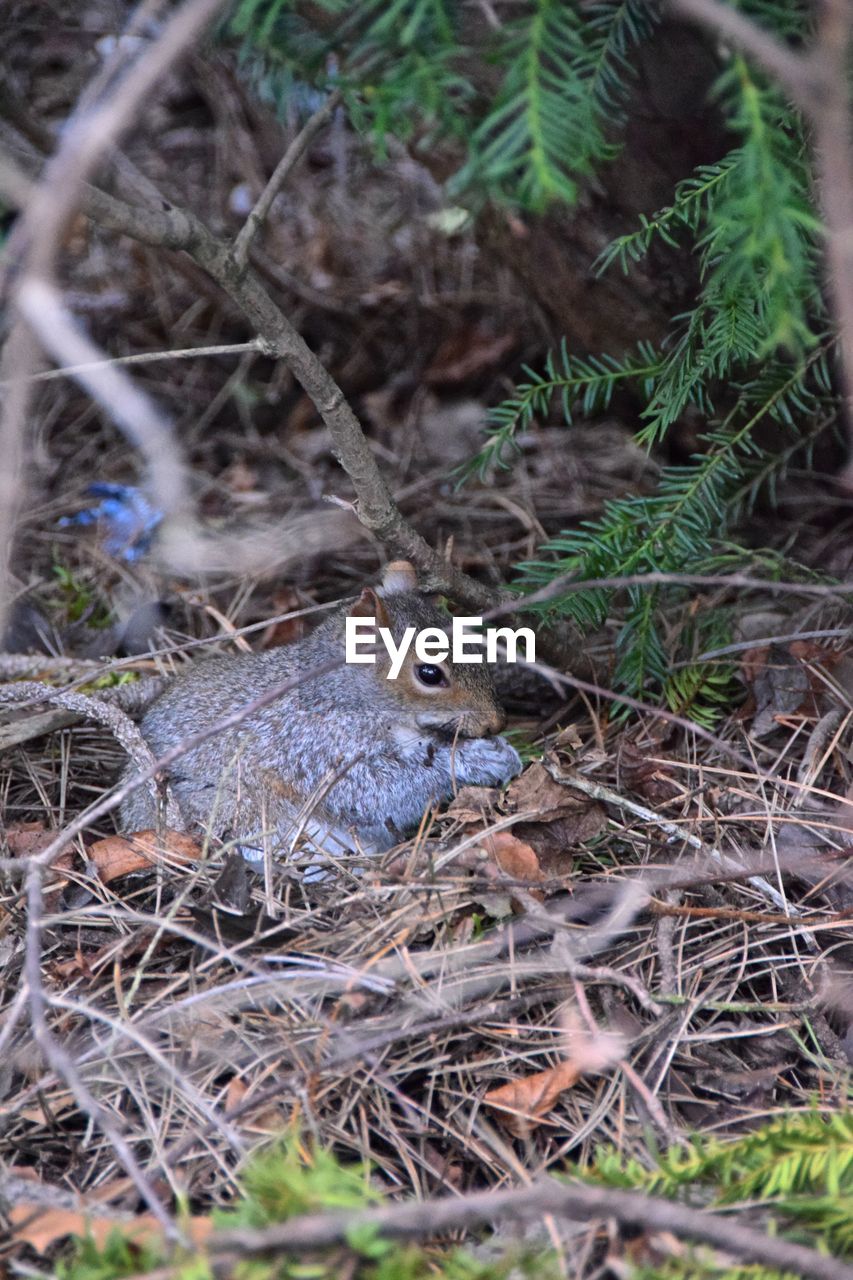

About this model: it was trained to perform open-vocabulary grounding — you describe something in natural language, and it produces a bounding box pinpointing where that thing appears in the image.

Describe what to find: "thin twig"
[17,278,190,520]
[553,767,802,918]
[0,340,260,387]
[233,89,342,267]
[0,144,507,614]
[488,570,853,615]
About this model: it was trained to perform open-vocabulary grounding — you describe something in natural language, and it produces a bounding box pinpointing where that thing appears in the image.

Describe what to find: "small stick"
[233,89,342,267]
[0,341,260,387]
[551,767,803,919]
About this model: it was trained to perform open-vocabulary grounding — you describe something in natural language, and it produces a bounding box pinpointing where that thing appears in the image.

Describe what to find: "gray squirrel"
[120,561,522,858]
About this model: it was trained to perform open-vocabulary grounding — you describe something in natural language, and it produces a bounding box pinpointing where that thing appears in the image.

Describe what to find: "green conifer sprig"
[589,1110,853,1257]
[515,343,833,715]
[451,0,613,209]
[584,0,661,121]
[595,157,742,273]
[458,341,663,480]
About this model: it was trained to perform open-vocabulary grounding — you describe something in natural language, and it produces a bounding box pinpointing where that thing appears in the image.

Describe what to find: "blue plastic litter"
[59,484,164,562]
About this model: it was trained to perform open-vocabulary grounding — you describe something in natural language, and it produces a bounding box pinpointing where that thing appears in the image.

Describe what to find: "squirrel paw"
[451,735,522,787]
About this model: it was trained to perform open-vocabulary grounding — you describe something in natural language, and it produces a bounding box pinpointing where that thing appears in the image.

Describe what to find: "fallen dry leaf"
[552,724,584,751]
[741,641,841,737]
[512,817,579,876]
[91,829,200,883]
[450,768,599,887]
[10,1201,212,1254]
[504,762,605,871]
[484,1060,582,1136]
[446,785,503,824]
[482,831,543,882]
[261,586,307,649]
[506,762,575,820]
[225,1076,248,1113]
[5,822,77,908]
[506,762,605,833]
[5,822,51,857]
[618,740,680,805]
[470,831,544,918]
[484,1014,625,1136]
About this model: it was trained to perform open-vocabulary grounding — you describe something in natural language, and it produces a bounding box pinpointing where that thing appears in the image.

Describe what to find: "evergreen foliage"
[226,0,839,720]
[588,1108,853,1265]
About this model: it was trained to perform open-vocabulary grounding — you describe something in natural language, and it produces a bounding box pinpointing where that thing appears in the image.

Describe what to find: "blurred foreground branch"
[207,1176,853,1280]
[669,0,853,483]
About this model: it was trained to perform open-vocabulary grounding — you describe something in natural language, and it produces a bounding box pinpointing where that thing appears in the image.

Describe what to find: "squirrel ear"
[349,587,390,628]
[380,560,417,595]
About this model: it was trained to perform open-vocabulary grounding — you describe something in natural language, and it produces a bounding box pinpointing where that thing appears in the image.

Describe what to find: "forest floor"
[3,4,853,1277]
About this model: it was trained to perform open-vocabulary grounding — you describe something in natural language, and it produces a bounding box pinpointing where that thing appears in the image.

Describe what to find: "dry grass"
[3,674,853,1216]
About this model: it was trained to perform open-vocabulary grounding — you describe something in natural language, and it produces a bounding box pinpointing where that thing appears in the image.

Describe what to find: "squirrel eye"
[414,663,448,688]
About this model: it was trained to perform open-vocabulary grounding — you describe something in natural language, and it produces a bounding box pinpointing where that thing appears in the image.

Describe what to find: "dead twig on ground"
[554,768,800,917]
[205,1176,853,1280]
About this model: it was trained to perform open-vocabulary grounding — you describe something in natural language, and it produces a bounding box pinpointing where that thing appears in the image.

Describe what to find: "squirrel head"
[345,560,506,738]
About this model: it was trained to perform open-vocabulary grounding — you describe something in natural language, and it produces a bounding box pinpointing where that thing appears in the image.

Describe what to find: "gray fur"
[120,583,522,857]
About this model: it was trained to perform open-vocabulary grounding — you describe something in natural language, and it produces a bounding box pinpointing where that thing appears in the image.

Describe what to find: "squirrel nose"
[488,707,507,735]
